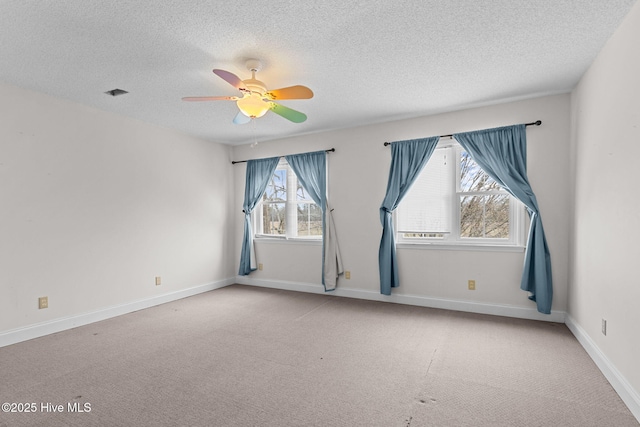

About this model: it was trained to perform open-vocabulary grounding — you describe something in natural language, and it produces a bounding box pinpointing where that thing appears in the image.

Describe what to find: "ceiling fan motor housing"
[243,78,267,96]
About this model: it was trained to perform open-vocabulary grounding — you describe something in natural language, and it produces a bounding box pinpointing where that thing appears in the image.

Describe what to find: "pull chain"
[250,118,258,148]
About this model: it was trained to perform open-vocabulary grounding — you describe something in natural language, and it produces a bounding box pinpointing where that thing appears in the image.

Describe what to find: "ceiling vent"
[104,88,129,97]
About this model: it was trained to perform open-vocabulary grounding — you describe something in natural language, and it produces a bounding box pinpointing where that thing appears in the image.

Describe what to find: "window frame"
[396,139,526,251]
[253,159,323,241]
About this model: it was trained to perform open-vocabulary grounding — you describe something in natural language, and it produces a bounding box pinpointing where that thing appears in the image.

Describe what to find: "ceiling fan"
[182,59,313,124]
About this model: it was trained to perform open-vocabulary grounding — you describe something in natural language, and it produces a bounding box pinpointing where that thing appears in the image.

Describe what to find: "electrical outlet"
[258,263,263,271]
[38,296,48,309]
[602,319,607,336]
[345,271,351,279]
[155,276,161,286]
[468,280,476,290]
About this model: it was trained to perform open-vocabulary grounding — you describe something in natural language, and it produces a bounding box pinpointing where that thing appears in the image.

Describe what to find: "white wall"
[0,83,235,334]
[569,0,640,409]
[232,94,571,318]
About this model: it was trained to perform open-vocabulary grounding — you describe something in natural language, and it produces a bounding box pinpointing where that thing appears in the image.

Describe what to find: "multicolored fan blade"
[265,85,313,100]
[213,69,248,92]
[181,96,238,101]
[269,102,307,123]
[233,111,252,125]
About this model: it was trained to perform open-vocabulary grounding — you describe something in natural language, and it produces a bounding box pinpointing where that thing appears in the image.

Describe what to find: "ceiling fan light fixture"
[236,93,270,118]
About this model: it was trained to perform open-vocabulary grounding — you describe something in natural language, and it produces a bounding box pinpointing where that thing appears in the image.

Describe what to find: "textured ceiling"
[1,0,637,145]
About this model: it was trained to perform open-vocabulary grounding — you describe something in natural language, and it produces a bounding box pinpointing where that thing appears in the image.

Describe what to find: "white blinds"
[397,146,453,233]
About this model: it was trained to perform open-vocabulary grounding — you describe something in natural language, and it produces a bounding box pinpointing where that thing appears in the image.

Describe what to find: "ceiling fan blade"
[269,102,307,123]
[233,111,252,125]
[265,85,314,100]
[182,96,238,101]
[213,69,248,92]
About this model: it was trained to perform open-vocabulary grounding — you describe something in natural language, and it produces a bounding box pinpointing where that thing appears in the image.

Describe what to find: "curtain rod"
[231,148,336,164]
[383,120,542,146]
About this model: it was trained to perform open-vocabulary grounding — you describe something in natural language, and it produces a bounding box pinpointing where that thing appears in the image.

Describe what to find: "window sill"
[396,242,525,253]
[254,236,322,246]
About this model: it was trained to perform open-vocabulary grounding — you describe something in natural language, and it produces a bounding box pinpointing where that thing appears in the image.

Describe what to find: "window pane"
[484,194,510,238]
[460,195,483,237]
[297,202,322,236]
[262,202,286,235]
[460,151,501,192]
[264,169,286,200]
[296,182,313,201]
[460,195,510,238]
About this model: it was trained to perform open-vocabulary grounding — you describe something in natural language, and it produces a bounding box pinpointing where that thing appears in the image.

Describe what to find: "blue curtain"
[286,151,326,209]
[454,124,553,314]
[238,157,280,276]
[286,151,343,291]
[379,136,440,295]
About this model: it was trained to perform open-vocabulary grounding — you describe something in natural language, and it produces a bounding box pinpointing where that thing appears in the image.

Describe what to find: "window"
[255,160,322,239]
[397,139,524,247]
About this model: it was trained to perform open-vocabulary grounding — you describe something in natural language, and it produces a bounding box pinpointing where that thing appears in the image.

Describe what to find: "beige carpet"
[1,284,637,426]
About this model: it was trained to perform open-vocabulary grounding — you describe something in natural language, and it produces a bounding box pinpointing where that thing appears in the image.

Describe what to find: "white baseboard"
[0,278,235,348]
[565,315,640,422]
[235,276,566,323]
